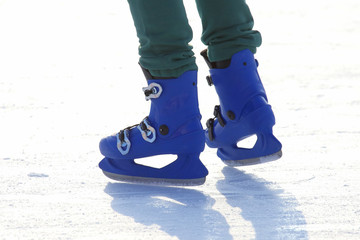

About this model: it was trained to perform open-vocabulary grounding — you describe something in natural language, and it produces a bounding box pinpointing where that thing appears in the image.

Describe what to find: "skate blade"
[222,150,282,167]
[102,171,206,186]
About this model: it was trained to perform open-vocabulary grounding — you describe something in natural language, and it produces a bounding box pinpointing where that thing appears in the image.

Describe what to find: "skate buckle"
[206,76,213,86]
[143,83,163,101]
[117,129,131,155]
[137,118,156,143]
[206,105,226,141]
[206,118,215,141]
[213,105,225,127]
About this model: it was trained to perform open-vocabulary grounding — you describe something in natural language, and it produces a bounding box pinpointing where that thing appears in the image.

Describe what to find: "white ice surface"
[1,0,360,239]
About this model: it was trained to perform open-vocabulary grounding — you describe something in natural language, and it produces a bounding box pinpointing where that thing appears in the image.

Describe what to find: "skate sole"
[102,170,206,186]
[222,150,282,167]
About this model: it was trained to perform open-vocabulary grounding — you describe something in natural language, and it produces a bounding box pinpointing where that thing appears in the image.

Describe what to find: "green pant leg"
[195,0,262,62]
[127,0,197,78]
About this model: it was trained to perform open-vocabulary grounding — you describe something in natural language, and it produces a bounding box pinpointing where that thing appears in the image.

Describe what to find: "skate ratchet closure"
[116,117,156,156]
[117,129,131,155]
[143,82,162,101]
[137,118,156,143]
[206,105,226,141]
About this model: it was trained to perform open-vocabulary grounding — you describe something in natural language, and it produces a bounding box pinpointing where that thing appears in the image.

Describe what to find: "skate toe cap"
[99,135,118,158]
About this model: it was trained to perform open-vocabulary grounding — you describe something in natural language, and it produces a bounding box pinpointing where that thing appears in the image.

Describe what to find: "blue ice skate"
[201,49,282,166]
[99,70,208,185]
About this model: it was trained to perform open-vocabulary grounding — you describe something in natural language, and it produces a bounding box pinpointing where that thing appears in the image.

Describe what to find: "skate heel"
[218,131,282,166]
[245,103,276,133]
[175,152,208,179]
[211,104,282,166]
[99,152,208,186]
[217,105,282,166]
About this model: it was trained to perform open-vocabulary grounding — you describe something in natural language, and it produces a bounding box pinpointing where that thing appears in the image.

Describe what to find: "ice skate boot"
[201,49,282,166]
[99,69,208,185]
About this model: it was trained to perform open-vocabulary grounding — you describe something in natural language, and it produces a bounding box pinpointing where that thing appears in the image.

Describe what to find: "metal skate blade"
[223,150,282,167]
[102,171,206,186]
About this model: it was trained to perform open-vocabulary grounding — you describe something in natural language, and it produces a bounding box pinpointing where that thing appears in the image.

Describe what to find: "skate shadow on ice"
[217,167,308,240]
[105,182,232,240]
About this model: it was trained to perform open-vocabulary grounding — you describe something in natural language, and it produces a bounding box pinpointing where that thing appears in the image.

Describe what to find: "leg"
[128,0,197,78]
[195,0,262,61]
[196,0,282,166]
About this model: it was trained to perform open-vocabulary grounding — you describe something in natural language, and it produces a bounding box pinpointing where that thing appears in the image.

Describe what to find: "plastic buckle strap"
[214,105,225,127]
[206,105,226,141]
[137,118,156,143]
[206,118,215,141]
[116,129,131,155]
[206,75,213,86]
[142,83,163,101]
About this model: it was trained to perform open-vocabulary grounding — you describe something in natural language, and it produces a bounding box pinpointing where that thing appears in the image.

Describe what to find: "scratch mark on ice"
[28,173,49,178]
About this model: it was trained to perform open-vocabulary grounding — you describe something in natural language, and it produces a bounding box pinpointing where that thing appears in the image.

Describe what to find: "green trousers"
[128,0,262,78]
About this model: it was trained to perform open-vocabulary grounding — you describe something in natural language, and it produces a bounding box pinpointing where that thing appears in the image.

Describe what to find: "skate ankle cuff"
[200,49,231,69]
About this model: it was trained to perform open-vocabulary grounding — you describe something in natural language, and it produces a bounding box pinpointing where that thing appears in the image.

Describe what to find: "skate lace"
[206,105,226,141]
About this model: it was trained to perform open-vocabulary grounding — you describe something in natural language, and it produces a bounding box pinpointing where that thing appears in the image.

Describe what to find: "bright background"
[1,0,360,239]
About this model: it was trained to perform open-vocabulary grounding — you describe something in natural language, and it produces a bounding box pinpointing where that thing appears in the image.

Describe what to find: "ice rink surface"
[1,0,360,239]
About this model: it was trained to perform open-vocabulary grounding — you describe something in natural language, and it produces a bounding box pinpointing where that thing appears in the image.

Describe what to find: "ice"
[1,0,360,239]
